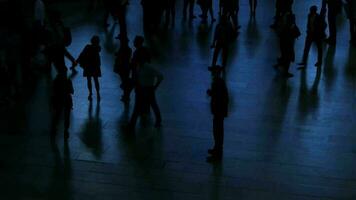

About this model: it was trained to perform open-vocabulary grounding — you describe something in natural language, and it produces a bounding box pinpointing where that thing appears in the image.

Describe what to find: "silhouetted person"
[113,0,129,38]
[207,66,228,162]
[129,62,163,130]
[45,10,76,73]
[163,0,176,27]
[270,0,293,29]
[346,0,356,46]
[322,0,342,45]
[222,0,240,31]
[114,36,133,103]
[131,36,151,69]
[77,36,102,101]
[249,0,257,17]
[275,13,300,78]
[51,68,73,140]
[298,6,324,69]
[183,0,196,20]
[211,15,234,69]
[198,0,215,23]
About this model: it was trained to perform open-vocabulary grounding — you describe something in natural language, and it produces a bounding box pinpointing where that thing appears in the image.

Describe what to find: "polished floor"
[1,0,356,199]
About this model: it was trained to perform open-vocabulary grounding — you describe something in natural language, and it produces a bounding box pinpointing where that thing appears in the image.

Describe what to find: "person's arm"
[64,48,77,67]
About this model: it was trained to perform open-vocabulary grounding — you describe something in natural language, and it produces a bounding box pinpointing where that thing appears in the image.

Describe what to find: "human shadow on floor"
[79,101,103,159]
[48,142,72,200]
[323,45,337,93]
[297,66,321,123]
[245,16,261,58]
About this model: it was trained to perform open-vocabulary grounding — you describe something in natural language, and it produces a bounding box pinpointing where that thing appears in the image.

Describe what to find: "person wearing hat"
[298,5,324,68]
[51,68,74,141]
[207,65,229,162]
[114,36,133,103]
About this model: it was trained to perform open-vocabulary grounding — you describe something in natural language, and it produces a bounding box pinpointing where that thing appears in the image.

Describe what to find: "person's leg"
[221,45,229,68]
[189,0,195,19]
[208,1,215,21]
[94,77,100,101]
[212,45,222,67]
[149,88,162,127]
[316,40,323,66]
[183,0,189,19]
[87,76,93,100]
[301,36,312,64]
[51,107,61,137]
[64,107,71,139]
[213,116,224,156]
[327,13,337,44]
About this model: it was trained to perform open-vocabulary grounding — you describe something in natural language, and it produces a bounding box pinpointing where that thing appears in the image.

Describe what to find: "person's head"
[310,5,318,14]
[91,35,100,46]
[134,35,144,48]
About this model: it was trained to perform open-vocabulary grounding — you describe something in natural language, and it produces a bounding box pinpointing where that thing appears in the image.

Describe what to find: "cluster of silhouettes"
[271,0,356,78]
[28,0,356,162]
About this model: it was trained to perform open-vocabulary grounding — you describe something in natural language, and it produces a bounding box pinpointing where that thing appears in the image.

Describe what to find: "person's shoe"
[315,62,322,67]
[88,94,92,101]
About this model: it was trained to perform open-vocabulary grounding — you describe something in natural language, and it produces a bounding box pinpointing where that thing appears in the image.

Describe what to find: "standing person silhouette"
[275,13,300,78]
[128,61,163,131]
[77,36,102,101]
[51,68,74,141]
[298,6,324,69]
[322,0,342,45]
[207,66,229,162]
[114,36,133,103]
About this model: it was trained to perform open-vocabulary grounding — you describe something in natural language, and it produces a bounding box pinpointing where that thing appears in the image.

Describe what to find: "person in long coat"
[77,35,102,101]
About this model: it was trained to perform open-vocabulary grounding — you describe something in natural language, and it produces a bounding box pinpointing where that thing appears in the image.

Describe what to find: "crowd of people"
[3,0,355,162]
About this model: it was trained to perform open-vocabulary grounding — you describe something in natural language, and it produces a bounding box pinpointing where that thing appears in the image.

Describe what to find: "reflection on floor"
[1,0,356,199]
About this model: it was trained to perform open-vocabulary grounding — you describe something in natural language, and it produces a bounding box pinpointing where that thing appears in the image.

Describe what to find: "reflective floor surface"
[1,0,356,199]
